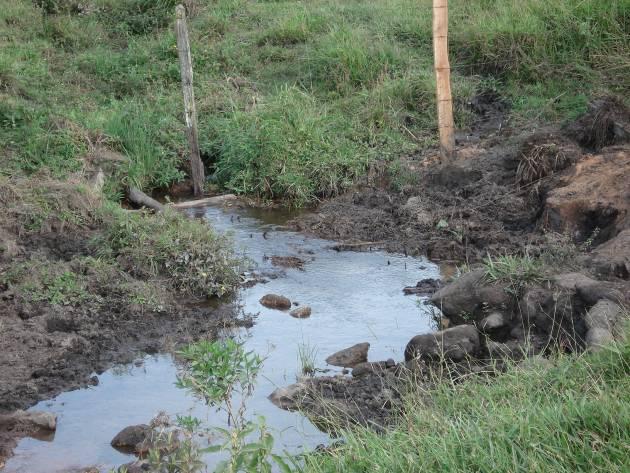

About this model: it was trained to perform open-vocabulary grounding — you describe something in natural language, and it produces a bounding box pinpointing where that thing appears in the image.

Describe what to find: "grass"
[483,253,546,296]
[303,334,630,472]
[100,204,242,298]
[297,341,318,376]
[1,0,627,205]
[0,176,241,307]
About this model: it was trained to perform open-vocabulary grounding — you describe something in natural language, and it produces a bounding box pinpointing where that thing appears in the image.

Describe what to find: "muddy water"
[4,205,440,473]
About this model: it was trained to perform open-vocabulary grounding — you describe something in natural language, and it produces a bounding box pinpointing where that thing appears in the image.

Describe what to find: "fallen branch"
[128,187,165,213]
[170,194,237,209]
[330,241,386,252]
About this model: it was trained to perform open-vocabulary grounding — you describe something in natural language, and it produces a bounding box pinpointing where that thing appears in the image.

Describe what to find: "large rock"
[0,410,57,430]
[268,383,308,411]
[518,287,580,338]
[259,294,291,310]
[553,272,626,305]
[325,343,370,367]
[430,270,510,319]
[589,229,630,280]
[404,325,480,362]
[430,270,484,317]
[584,299,623,351]
[111,424,152,452]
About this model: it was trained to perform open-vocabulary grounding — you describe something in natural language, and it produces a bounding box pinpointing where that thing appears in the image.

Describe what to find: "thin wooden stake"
[175,4,205,197]
[433,0,456,162]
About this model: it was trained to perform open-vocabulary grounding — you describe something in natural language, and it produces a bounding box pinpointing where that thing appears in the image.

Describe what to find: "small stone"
[325,343,370,368]
[259,294,291,310]
[111,424,152,452]
[268,383,307,411]
[479,312,505,331]
[290,305,311,318]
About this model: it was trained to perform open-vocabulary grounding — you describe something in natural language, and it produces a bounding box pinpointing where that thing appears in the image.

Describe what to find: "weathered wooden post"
[175,4,205,197]
[433,0,456,162]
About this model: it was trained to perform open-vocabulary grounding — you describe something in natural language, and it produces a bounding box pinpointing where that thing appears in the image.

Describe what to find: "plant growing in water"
[174,339,294,473]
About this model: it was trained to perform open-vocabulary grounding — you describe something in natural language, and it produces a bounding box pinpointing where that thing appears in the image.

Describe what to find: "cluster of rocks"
[427,269,628,361]
[269,342,401,430]
[269,268,628,429]
[259,293,312,319]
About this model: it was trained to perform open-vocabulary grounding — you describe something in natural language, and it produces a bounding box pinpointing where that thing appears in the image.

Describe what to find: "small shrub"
[210,86,371,206]
[101,206,241,298]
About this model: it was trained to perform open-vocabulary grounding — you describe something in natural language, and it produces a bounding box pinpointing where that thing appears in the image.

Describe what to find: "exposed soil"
[292,97,630,268]
[279,97,630,430]
[0,191,249,463]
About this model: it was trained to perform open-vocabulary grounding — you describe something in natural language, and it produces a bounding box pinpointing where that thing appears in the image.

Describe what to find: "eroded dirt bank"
[275,98,630,430]
[0,180,247,463]
[292,98,630,273]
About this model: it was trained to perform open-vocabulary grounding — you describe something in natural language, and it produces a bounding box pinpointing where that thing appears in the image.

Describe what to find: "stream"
[4,204,441,472]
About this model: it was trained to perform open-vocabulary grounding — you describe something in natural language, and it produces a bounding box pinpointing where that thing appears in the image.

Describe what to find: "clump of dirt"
[0,177,247,463]
[292,98,630,270]
[564,97,630,151]
[268,255,306,269]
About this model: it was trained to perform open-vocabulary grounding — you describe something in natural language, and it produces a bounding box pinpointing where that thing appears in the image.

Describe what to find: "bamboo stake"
[175,4,205,197]
[433,0,456,162]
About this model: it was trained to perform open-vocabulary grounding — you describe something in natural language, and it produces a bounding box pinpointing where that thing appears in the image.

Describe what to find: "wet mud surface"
[292,98,630,267]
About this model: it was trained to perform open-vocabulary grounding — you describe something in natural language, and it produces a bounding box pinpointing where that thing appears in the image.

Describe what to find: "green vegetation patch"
[100,205,242,298]
[304,336,630,472]
[1,0,627,204]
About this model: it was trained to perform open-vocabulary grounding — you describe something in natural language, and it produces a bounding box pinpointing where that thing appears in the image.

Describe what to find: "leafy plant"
[175,339,295,472]
[100,206,242,298]
[177,339,262,424]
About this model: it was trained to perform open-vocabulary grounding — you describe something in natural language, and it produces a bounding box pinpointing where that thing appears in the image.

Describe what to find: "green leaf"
[272,454,294,473]
[200,444,223,453]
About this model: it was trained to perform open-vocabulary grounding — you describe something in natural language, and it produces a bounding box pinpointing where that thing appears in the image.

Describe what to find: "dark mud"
[291,98,630,266]
[0,227,248,463]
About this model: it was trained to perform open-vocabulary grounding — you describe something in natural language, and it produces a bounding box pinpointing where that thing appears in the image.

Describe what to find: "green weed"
[483,253,545,296]
[100,205,241,298]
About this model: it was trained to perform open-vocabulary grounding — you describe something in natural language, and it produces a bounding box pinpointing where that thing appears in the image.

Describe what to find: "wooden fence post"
[175,4,205,197]
[433,0,456,162]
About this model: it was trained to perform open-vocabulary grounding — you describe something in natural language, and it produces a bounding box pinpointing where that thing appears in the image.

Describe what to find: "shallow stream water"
[4,204,440,472]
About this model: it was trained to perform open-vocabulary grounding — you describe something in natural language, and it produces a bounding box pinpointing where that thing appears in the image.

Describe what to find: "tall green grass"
[1,0,627,202]
[304,336,630,472]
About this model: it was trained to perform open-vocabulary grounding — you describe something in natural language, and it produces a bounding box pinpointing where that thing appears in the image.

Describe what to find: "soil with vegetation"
[0,179,247,462]
[1,0,629,471]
